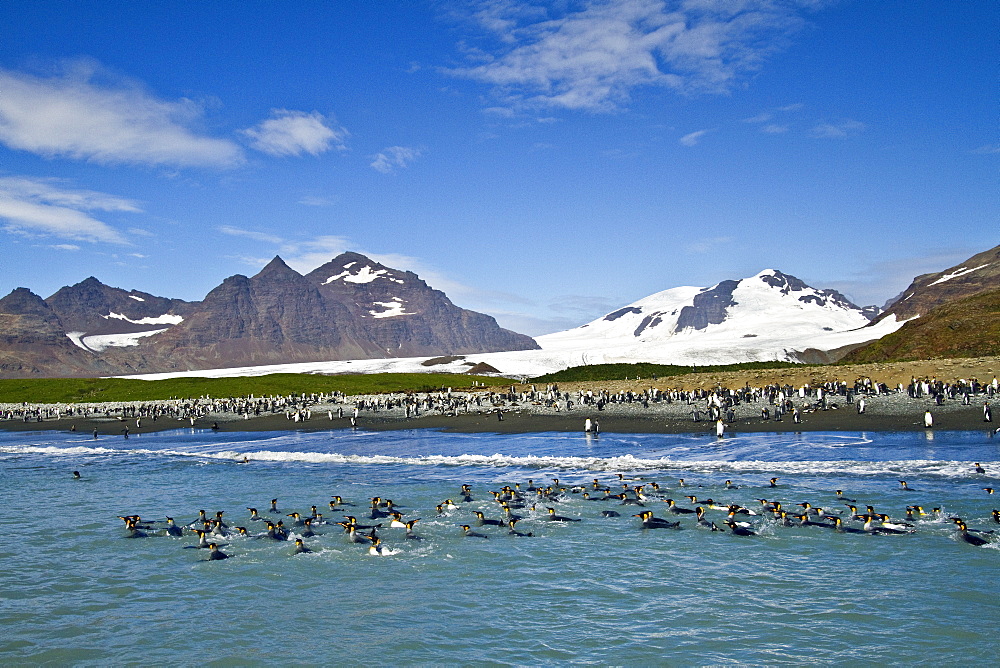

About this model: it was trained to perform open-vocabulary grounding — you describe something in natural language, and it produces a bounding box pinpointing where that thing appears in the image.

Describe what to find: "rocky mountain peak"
[0,287,69,349]
[0,287,54,317]
[306,252,412,288]
[253,256,301,282]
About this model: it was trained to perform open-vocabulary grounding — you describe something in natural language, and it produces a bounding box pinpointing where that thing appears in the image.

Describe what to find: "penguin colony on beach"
[116,463,998,560]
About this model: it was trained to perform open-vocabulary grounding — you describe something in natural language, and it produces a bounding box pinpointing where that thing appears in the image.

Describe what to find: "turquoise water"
[1,427,998,666]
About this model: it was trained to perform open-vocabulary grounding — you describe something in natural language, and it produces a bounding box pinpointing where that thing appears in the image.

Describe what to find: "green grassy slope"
[841,288,1000,363]
[0,373,513,404]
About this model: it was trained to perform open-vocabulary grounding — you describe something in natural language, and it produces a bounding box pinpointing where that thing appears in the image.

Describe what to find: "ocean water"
[1,426,998,666]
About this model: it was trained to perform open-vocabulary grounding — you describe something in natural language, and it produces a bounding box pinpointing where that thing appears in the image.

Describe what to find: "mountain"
[842,287,1000,363]
[839,244,1000,363]
[47,277,194,351]
[0,253,538,378]
[306,252,536,356]
[534,269,902,366]
[874,244,1000,324]
[0,288,119,377]
[120,268,909,380]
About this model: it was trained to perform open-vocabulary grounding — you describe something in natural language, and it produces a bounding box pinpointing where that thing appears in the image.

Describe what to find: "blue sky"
[1,0,996,335]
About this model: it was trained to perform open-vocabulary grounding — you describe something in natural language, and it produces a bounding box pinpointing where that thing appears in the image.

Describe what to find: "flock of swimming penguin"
[112,463,999,560]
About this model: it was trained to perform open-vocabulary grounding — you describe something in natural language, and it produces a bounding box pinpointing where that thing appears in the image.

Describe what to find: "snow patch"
[324,264,405,285]
[324,265,385,284]
[370,298,412,318]
[83,329,169,352]
[66,331,89,351]
[929,264,990,286]
[128,295,145,302]
[102,312,183,326]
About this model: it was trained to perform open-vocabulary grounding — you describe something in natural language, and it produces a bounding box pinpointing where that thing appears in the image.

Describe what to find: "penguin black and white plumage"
[164,517,184,537]
[830,517,866,534]
[954,520,989,546]
[725,520,756,536]
[189,529,211,548]
[460,525,489,538]
[545,507,581,522]
[473,511,505,527]
[633,511,680,530]
[507,519,533,537]
[338,523,373,544]
[404,519,423,540]
[368,537,388,556]
[663,499,696,515]
[207,543,229,560]
[187,509,209,529]
[123,518,148,538]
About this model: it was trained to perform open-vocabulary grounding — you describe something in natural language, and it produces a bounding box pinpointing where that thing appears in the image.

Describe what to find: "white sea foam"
[0,442,992,479]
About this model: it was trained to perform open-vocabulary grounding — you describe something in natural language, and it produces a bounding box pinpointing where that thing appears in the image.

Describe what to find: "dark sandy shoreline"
[2,401,996,437]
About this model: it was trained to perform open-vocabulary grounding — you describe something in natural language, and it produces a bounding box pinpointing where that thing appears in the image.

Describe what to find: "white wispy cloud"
[447,0,815,112]
[685,235,734,254]
[0,176,136,244]
[298,195,336,207]
[743,102,802,134]
[278,235,353,273]
[219,229,484,308]
[243,109,348,157]
[821,247,982,308]
[218,225,285,245]
[370,146,423,173]
[679,128,711,146]
[0,61,243,168]
[743,112,773,124]
[51,243,81,251]
[971,144,1000,155]
[811,119,865,138]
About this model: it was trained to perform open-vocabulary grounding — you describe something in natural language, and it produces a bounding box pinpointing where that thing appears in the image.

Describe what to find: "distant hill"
[841,287,1000,363]
[843,244,1000,363]
[874,244,999,323]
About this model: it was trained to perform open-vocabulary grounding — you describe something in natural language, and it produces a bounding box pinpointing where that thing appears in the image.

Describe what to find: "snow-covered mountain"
[122,269,907,380]
[535,269,900,365]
